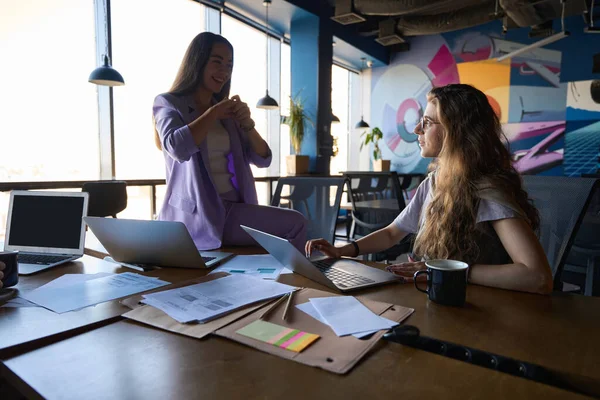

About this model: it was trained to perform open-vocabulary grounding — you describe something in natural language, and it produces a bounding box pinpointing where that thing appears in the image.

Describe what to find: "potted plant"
[283,93,311,175]
[360,127,390,171]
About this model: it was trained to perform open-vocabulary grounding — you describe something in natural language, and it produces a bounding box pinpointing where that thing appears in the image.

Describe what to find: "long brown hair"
[413,84,539,264]
[154,32,234,150]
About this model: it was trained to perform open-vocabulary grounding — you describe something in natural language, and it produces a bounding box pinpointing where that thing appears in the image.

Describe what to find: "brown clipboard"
[121,272,269,339]
[214,287,414,374]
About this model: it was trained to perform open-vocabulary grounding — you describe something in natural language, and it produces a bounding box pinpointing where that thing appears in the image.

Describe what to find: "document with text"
[142,274,296,323]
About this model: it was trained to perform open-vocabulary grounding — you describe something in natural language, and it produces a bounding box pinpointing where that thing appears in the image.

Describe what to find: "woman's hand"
[385,257,426,283]
[305,239,341,259]
[230,95,254,130]
[207,97,236,120]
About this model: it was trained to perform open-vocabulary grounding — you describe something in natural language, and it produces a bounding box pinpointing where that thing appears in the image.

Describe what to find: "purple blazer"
[153,93,272,250]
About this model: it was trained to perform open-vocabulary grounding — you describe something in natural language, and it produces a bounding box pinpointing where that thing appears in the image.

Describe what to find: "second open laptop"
[84,217,233,269]
[241,225,400,292]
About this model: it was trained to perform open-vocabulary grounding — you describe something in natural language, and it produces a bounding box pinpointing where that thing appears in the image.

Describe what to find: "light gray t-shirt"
[393,177,521,265]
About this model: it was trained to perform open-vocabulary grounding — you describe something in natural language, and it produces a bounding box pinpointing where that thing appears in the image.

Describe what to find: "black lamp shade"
[89,55,125,87]
[331,113,340,123]
[355,117,370,128]
[256,90,279,109]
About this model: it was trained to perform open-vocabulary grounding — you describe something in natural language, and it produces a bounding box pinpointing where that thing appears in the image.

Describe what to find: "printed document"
[21,273,169,314]
[142,274,296,323]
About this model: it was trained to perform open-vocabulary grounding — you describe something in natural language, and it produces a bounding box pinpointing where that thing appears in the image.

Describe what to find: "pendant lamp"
[256,0,279,109]
[89,0,124,86]
[355,57,369,128]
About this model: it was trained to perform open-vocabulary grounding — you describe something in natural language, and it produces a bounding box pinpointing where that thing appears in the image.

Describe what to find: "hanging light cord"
[265,1,270,94]
[103,0,109,61]
[592,0,596,28]
[360,58,365,119]
[560,0,565,32]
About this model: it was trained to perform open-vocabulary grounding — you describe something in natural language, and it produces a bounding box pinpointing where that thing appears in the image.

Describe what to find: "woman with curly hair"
[306,84,552,294]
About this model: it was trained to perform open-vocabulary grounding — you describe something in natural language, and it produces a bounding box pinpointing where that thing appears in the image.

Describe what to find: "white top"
[206,121,235,194]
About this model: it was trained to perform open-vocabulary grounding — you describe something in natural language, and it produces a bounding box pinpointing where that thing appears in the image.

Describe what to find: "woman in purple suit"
[153,32,307,251]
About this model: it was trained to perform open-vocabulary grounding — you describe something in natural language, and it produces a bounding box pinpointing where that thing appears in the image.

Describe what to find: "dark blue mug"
[414,260,468,307]
[0,251,19,288]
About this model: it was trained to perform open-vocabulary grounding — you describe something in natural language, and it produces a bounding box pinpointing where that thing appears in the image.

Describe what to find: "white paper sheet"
[142,274,296,323]
[21,272,170,314]
[308,296,395,336]
[296,301,397,338]
[37,273,115,290]
[210,255,291,280]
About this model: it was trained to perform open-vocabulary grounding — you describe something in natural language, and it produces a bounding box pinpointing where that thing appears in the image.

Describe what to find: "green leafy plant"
[283,93,313,154]
[360,127,383,160]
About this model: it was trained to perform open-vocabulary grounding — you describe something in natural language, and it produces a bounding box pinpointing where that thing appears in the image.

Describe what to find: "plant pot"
[373,159,391,172]
[286,155,309,175]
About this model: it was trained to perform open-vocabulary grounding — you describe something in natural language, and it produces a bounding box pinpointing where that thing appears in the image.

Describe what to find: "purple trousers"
[221,196,308,253]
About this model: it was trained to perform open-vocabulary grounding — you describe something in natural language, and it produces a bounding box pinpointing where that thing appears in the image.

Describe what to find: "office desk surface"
[0,255,217,355]
[2,319,588,400]
[2,270,599,399]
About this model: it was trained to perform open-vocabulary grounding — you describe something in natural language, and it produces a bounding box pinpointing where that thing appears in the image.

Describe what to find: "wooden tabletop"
[1,320,588,400]
[0,255,217,356]
[2,266,600,399]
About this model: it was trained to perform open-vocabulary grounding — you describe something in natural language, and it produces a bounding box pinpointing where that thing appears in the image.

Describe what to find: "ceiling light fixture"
[89,0,124,86]
[256,0,279,110]
[355,57,370,129]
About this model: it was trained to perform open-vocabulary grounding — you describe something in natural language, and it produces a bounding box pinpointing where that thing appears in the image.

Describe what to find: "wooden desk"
[0,255,215,357]
[1,320,587,400]
[2,269,599,399]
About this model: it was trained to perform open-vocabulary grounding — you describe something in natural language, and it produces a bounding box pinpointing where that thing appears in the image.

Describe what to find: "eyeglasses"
[417,117,440,133]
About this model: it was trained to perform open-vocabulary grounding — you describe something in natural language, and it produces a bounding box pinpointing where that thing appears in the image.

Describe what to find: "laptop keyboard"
[18,254,73,265]
[312,259,375,288]
[202,256,216,264]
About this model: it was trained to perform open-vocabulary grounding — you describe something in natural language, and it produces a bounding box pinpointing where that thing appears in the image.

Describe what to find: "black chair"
[562,184,600,296]
[82,181,128,218]
[342,172,417,261]
[271,177,345,244]
[522,176,599,291]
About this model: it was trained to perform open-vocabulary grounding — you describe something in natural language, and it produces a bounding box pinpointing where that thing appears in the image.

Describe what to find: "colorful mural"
[370,19,600,176]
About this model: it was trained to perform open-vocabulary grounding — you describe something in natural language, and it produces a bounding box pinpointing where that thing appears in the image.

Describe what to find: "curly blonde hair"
[412,84,539,264]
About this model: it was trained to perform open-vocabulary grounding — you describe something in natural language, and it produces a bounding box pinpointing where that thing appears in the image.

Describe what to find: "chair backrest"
[522,176,599,289]
[82,181,128,218]
[271,177,345,243]
[342,172,407,237]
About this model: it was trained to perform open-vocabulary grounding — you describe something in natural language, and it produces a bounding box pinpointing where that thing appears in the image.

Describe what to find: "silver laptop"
[241,225,400,292]
[4,191,89,275]
[84,217,233,269]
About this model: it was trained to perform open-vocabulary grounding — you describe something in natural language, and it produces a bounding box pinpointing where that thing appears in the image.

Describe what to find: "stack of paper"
[142,274,296,324]
[296,296,398,338]
[21,272,170,314]
[210,254,292,280]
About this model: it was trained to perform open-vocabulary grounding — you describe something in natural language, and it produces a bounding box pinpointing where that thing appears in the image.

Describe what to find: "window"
[0,0,99,182]
[280,42,291,176]
[331,65,351,175]
[0,0,99,238]
[111,0,206,180]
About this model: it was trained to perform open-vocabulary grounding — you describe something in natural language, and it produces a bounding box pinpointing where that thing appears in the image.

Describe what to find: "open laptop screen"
[7,192,87,251]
